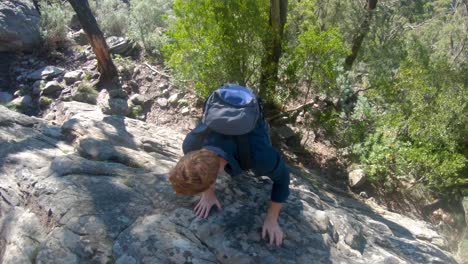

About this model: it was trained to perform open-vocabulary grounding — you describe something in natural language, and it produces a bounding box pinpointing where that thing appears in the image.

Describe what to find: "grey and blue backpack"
[189,84,263,170]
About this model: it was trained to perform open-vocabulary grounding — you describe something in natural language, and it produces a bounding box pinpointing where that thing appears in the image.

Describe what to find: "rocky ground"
[0,102,461,264]
[1,1,466,262]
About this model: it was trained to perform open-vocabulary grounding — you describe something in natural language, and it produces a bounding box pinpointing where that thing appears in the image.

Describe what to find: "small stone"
[0,92,13,104]
[42,81,65,96]
[71,29,88,45]
[158,83,168,90]
[130,94,145,105]
[157,98,168,108]
[145,76,153,82]
[178,99,189,107]
[181,107,190,115]
[168,93,182,104]
[348,169,366,188]
[160,89,170,97]
[64,70,83,85]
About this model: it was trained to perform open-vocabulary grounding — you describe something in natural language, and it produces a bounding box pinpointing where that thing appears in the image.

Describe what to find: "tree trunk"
[259,0,288,101]
[67,0,118,84]
[344,0,378,69]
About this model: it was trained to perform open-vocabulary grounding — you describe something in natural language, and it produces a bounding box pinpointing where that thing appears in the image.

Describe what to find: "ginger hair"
[169,149,219,195]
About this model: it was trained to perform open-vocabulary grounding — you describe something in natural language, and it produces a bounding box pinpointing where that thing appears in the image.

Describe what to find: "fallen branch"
[144,63,171,78]
[268,99,317,122]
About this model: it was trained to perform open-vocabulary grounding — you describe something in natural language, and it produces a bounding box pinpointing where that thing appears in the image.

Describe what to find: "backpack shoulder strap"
[235,135,251,170]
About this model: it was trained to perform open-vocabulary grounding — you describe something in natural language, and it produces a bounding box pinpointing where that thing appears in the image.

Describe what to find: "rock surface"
[0,91,13,104]
[0,0,41,52]
[28,66,65,81]
[107,36,137,56]
[41,81,65,96]
[64,70,84,85]
[349,169,367,188]
[0,102,459,264]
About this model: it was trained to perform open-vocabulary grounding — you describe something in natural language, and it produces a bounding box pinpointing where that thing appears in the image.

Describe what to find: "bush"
[90,0,130,37]
[165,0,269,96]
[128,0,173,57]
[73,83,98,105]
[40,1,73,50]
[39,96,53,109]
[352,59,468,194]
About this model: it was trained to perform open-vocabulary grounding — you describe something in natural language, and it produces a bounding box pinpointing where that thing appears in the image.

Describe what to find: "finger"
[216,200,222,210]
[195,204,202,216]
[195,206,201,217]
[262,226,266,240]
[276,232,283,246]
[203,205,211,218]
[199,206,206,218]
[197,205,206,218]
[269,231,275,246]
[194,202,200,212]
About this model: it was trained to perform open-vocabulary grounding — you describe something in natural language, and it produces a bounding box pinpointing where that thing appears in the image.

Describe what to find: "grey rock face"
[0,91,13,103]
[71,29,88,45]
[97,89,130,116]
[349,169,367,188]
[64,70,84,85]
[107,36,137,56]
[0,102,459,264]
[273,125,296,140]
[28,66,65,81]
[0,0,41,52]
[41,80,64,96]
[9,95,32,107]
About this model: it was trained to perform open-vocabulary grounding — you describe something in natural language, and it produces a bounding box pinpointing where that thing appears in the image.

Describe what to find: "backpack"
[192,84,262,170]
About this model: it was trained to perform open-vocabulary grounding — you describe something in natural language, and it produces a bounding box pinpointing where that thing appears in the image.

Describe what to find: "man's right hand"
[194,185,222,218]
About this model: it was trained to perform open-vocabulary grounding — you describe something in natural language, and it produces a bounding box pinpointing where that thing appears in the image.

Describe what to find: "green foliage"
[90,0,130,37]
[39,96,53,109]
[304,0,468,195]
[73,83,98,105]
[3,103,20,112]
[40,1,73,50]
[352,54,467,193]
[282,26,349,97]
[165,0,269,96]
[128,0,173,57]
[130,105,143,119]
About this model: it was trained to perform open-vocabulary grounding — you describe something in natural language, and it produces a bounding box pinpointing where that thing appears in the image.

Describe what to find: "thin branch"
[144,63,171,78]
[268,99,316,122]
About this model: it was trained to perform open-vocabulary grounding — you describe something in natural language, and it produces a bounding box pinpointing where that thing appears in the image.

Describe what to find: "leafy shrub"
[39,96,53,109]
[90,0,130,37]
[73,83,98,105]
[165,0,269,96]
[352,59,467,194]
[40,1,73,50]
[130,105,143,118]
[128,0,173,57]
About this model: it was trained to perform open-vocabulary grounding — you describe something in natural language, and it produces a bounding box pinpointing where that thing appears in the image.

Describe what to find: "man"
[169,84,290,246]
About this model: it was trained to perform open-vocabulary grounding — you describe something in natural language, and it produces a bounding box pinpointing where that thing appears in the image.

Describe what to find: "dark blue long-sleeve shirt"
[182,117,290,203]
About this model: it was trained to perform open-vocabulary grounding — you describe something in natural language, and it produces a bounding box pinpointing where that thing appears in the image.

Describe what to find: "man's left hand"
[262,202,284,246]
